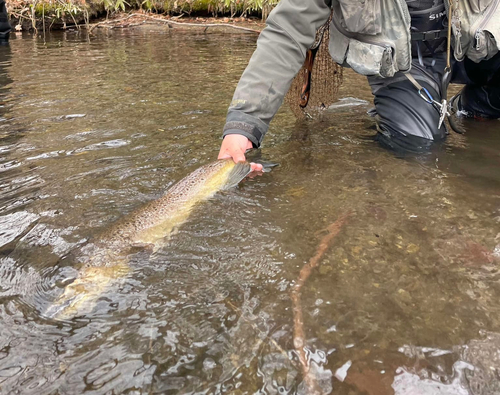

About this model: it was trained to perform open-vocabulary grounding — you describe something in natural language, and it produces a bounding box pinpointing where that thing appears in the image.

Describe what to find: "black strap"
[411,29,448,42]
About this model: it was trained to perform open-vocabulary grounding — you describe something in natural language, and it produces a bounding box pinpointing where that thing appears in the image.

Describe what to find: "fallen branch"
[291,212,351,394]
[89,13,261,34]
[88,13,136,31]
[111,21,147,29]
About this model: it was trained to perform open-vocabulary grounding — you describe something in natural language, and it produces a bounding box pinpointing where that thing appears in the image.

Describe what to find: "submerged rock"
[462,332,500,395]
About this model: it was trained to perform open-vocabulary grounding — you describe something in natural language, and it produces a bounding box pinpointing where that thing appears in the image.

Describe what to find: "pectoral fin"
[223,162,252,190]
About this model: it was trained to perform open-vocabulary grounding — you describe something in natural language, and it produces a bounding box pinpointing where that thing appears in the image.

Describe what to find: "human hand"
[218,134,263,172]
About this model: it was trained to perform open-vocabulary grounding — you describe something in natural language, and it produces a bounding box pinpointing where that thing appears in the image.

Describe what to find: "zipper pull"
[451,16,463,57]
[475,29,484,50]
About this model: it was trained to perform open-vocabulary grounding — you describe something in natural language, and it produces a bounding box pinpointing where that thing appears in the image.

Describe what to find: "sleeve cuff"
[222,121,263,148]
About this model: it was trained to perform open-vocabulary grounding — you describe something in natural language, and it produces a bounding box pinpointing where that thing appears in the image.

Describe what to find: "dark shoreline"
[87,13,265,34]
[9,9,267,33]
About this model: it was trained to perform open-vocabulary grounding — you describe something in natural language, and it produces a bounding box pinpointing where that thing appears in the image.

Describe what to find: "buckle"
[411,29,445,42]
[422,30,444,41]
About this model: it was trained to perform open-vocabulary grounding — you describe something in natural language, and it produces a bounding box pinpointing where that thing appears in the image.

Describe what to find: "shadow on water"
[0,31,499,394]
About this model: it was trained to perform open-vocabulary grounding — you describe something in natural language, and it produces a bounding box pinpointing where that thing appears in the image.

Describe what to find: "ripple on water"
[75,139,130,153]
[0,211,38,247]
[0,160,21,173]
[0,31,499,395]
[0,173,45,203]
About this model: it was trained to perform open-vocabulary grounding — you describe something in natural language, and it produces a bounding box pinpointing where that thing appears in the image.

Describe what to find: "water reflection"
[0,43,12,131]
[0,30,499,394]
[392,333,500,395]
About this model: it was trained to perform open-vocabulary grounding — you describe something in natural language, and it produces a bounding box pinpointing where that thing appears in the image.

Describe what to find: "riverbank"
[8,0,273,32]
[88,13,265,34]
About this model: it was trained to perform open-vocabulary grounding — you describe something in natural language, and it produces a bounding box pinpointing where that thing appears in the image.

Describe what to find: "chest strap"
[411,29,448,41]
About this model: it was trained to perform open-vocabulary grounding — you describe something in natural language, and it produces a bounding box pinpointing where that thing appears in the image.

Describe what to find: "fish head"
[45,263,129,320]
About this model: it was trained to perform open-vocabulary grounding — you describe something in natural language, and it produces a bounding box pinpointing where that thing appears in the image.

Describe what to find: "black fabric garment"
[0,0,11,42]
[459,52,500,118]
[407,0,447,58]
[369,54,448,153]
[373,79,445,153]
[367,0,500,153]
[369,52,500,153]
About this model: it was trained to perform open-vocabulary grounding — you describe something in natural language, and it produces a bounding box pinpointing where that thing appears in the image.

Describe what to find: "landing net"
[285,14,343,119]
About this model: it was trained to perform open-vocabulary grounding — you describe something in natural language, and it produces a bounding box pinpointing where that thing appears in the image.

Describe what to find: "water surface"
[0,28,499,394]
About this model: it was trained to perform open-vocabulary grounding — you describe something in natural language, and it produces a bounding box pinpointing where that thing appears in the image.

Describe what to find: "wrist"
[222,129,258,148]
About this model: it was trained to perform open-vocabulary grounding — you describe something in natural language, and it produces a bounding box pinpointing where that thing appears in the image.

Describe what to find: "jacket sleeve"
[223,0,332,147]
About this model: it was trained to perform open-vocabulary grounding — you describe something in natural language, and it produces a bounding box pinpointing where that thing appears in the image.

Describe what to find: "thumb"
[218,134,250,163]
[231,147,246,163]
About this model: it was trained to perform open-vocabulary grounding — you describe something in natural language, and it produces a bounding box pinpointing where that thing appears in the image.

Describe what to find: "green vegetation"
[9,0,279,31]
[140,0,279,16]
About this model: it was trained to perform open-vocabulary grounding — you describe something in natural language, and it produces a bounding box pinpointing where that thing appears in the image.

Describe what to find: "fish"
[45,159,251,319]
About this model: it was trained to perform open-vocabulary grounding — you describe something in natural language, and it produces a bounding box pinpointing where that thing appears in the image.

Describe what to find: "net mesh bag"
[284,12,343,119]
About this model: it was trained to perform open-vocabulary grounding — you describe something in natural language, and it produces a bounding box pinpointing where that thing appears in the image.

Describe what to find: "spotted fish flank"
[45,160,251,319]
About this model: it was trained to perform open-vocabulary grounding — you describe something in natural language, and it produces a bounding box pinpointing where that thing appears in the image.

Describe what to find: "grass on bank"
[9,0,279,30]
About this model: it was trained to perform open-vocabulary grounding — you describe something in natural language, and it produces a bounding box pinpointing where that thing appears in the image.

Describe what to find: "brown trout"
[45,160,251,319]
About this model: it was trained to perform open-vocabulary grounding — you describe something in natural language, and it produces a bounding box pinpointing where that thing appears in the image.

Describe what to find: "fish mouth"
[43,264,129,320]
[43,275,103,320]
[43,291,88,320]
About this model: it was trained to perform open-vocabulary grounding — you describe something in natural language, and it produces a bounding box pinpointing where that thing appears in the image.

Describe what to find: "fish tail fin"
[224,161,252,190]
[257,161,279,173]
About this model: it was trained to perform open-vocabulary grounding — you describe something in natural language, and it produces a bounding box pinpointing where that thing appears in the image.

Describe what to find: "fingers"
[247,168,264,178]
[218,134,263,172]
[218,147,246,163]
[250,162,263,172]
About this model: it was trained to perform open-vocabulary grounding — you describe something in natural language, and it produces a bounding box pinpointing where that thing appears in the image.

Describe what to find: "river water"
[0,28,499,395]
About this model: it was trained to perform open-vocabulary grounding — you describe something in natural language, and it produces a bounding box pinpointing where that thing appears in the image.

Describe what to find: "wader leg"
[367,56,448,153]
[454,52,500,119]
[0,0,10,44]
[371,80,446,152]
